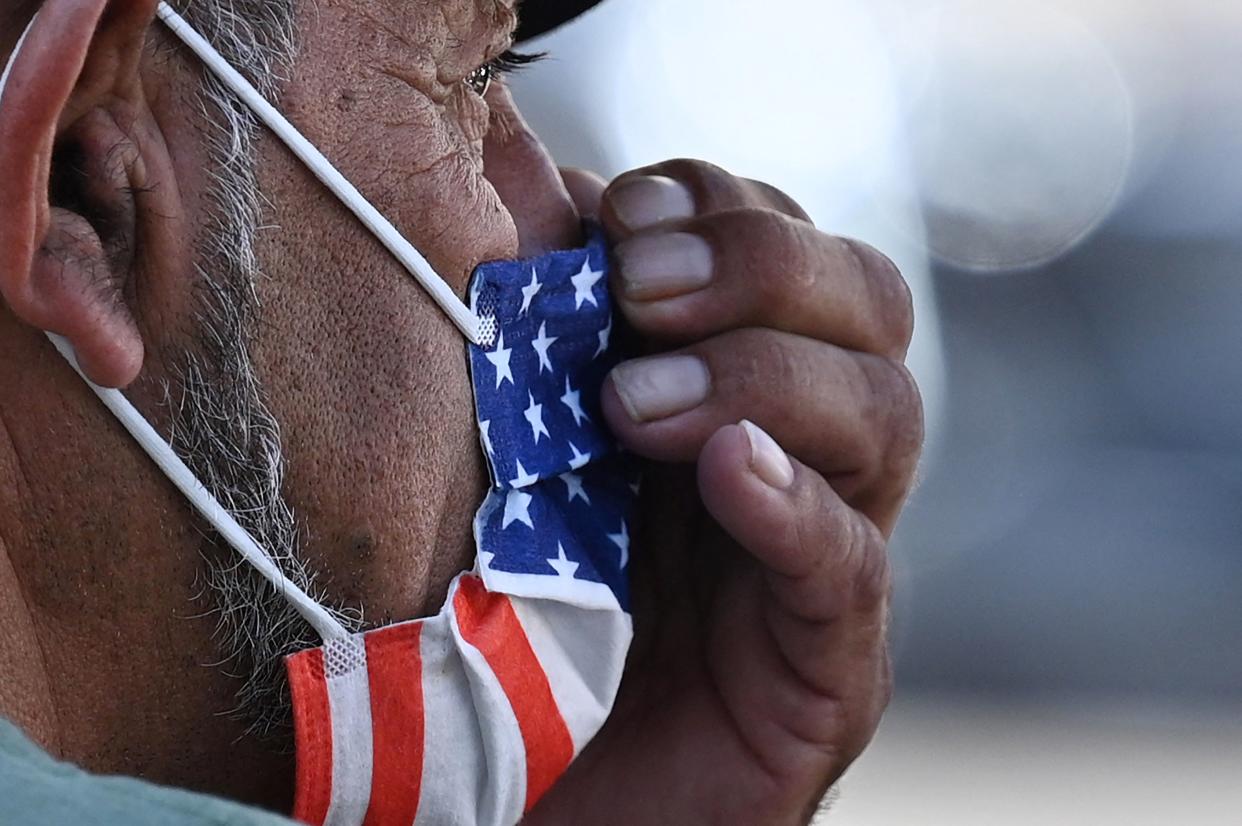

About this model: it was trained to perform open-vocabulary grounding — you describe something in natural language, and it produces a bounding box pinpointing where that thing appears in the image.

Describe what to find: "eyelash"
[464,50,547,97]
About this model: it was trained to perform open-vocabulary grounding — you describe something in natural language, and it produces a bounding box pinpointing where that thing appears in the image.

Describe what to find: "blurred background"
[511,0,1242,822]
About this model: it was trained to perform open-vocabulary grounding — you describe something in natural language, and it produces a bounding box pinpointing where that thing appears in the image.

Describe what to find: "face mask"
[1,6,636,826]
[283,226,635,826]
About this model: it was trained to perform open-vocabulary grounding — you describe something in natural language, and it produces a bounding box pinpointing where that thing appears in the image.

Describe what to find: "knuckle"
[653,158,728,178]
[800,497,890,616]
[760,211,818,295]
[849,519,890,610]
[742,177,813,222]
[824,509,882,603]
[710,327,804,397]
[789,505,821,580]
[882,362,926,476]
[840,237,915,354]
[859,358,925,484]
[797,489,883,597]
[647,158,742,207]
[816,500,857,576]
[707,208,817,296]
[747,329,808,396]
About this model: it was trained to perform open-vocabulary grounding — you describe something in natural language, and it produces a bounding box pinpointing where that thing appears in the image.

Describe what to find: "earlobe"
[0,0,159,388]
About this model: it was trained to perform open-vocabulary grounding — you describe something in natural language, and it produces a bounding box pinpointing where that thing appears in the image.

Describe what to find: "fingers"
[602,329,923,532]
[698,423,887,597]
[559,166,607,220]
[598,159,921,529]
[698,422,891,759]
[613,209,913,358]
[601,159,811,238]
[598,158,913,359]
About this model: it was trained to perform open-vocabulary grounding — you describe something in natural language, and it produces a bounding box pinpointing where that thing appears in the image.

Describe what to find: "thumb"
[560,167,607,220]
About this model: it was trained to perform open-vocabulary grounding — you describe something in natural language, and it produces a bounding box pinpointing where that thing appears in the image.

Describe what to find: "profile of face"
[0,0,587,809]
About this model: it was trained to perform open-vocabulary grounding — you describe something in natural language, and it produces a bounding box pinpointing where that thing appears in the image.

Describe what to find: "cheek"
[249,135,491,619]
[239,6,527,616]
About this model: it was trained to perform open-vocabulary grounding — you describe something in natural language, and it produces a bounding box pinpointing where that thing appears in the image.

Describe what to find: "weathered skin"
[0,0,922,821]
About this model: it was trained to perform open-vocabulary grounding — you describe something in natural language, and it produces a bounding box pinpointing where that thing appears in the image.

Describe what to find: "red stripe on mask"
[288,647,334,826]
[362,622,426,826]
[453,575,574,812]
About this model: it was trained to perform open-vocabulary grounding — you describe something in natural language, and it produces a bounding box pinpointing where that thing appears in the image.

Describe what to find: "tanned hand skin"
[0,2,921,821]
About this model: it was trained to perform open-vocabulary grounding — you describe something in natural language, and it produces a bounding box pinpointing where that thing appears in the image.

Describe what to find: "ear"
[0,0,159,388]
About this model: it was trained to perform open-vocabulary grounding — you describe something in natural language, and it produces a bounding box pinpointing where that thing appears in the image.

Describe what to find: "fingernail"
[616,232,714,301]
[610,175,696,231]
[612,355,711,423]
[740,420,795,490]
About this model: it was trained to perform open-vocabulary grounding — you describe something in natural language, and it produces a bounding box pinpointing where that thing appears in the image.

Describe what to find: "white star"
[485,329,514,389]
[520,267,542,316]
[524,392,550,443]
[509,459,538,488]
[567,441,591,470]
[571,257,604,309]
[608,521,630,569]
[560,376,588,426]
[502,489,533,530]
[595,315,613,358]
[479,419,493,455]
[560,472,590,504]
[548,542,580,579]
[531,321,558,374]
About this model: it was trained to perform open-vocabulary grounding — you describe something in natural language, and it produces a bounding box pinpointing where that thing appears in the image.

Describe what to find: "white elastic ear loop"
[154,1,483,345]
[49,337,350,642]
[1,14,346,642]
[0,9,34,92]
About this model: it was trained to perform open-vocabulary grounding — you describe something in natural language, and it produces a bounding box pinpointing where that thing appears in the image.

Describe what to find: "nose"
[483,84,583,256]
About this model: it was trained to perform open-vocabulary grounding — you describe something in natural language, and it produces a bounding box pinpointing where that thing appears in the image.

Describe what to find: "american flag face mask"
[3,7,636,826]
[282,228,636,826]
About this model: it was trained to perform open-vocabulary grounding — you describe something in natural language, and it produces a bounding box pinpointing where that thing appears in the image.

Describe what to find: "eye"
[463,50,548,97]
[465,64,495,97]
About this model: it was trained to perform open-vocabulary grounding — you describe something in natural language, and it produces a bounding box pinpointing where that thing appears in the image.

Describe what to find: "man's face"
[1,3,916,816]
[183,1,578,630]
[0,0,588,806]
[101,0,582,783]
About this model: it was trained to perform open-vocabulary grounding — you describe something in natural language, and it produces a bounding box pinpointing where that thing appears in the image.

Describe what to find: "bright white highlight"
[891,1,1134,270]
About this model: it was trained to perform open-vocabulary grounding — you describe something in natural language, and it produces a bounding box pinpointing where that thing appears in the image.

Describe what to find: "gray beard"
[160,0,361,741]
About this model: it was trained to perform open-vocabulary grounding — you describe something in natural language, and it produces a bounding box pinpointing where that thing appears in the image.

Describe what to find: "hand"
[528,161,923,824]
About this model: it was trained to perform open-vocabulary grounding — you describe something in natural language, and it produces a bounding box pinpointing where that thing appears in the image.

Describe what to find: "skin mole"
[350,534,377,562]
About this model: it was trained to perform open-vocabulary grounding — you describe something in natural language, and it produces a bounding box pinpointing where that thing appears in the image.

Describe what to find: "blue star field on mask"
[468,228,636,612]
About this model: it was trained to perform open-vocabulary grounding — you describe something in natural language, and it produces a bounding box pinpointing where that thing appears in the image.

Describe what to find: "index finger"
[600,159,812,238]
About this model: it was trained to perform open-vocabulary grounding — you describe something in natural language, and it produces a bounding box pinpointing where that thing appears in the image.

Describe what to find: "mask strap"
[0,8,32,92]
[154,2,484,345]
[48,336,350,641]
[2,14,346,642]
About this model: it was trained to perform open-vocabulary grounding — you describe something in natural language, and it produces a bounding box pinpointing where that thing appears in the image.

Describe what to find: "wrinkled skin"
[0,0,921,822]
